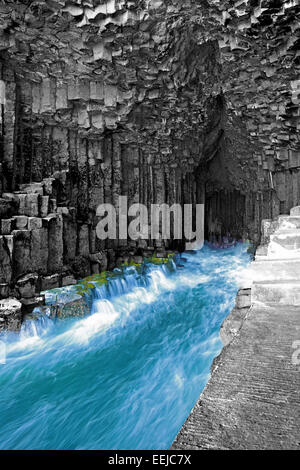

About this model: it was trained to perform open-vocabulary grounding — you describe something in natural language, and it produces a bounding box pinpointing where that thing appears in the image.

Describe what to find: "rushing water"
[0,244,250,450]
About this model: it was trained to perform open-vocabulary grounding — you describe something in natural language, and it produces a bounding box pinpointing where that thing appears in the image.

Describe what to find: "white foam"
[174,373,184,389]
[5,336,44,357]
[150,270,174,292]
[68,300,119,345]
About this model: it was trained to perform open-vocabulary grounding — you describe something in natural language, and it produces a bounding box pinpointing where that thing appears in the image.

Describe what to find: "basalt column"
[1,0,299,306]
[0,1,224,305]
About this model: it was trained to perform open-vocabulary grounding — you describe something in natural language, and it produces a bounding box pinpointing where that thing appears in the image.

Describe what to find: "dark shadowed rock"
[0,197,18,219]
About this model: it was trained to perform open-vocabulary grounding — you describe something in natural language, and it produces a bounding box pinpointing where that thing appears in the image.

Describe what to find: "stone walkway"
[172,208,300,450]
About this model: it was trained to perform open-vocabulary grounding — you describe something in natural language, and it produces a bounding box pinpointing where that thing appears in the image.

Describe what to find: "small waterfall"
[0,244,252,450]
[71,299,119,344]
[108,277,131,297]
[20,260,177,339]
[93,284,108,300]
[20,307,54,339]
[148,269,174,293]
[109,269,146,298]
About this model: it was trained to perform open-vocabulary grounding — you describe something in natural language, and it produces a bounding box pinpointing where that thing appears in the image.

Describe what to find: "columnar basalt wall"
[0,0,225,305]
[206,0,300,239]
[0,0,299,306]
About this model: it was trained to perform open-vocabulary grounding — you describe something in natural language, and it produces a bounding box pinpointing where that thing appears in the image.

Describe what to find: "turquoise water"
[0,244,250,450]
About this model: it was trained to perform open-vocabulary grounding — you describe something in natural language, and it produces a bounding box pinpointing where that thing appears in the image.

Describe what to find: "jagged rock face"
[0,0,223,188]
[205,0,300,238]
[0,298,22,331]
[0,0,299,302]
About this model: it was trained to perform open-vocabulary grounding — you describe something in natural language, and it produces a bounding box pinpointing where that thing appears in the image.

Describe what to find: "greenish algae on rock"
[41,253,177,320]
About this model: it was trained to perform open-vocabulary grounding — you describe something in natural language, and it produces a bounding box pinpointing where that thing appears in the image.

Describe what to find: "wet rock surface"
[172,304,300,450]
[220,288,251,347]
